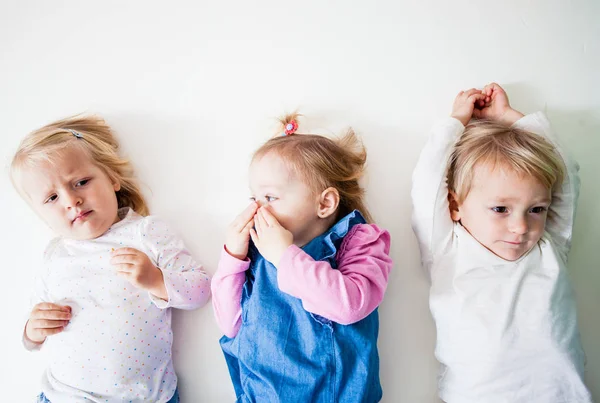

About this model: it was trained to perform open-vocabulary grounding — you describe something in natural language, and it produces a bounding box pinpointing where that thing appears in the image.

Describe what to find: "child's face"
[249,152,325,247]
[452,163,551,261]
[20,145,121,240]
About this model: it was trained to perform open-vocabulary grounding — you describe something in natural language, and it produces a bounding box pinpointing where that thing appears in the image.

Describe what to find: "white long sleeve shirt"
[25,208,211,403]
[411,113,592,403]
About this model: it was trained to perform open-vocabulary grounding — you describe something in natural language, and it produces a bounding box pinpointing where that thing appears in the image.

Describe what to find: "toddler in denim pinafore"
[212,113,393,402]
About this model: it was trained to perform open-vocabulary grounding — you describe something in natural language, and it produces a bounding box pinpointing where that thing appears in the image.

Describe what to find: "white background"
[1,1,598,401]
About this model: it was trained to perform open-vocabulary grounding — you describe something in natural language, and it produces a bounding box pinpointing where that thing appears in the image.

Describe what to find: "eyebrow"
[492,197,552,204]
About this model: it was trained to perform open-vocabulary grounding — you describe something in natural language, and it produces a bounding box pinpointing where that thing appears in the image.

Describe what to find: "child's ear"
[113,181,121,192]
[448,191,461,222]
[317,187,340,219]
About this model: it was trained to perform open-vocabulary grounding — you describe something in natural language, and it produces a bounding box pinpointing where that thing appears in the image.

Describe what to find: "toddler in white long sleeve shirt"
[411,83,592,403]
[11,115,211,403]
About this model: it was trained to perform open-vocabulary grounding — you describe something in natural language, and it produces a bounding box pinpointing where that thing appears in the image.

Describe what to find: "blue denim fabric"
[36,393,49,403]
[37,388,180,402]
[220,210,382,403]
[168,389,180,403]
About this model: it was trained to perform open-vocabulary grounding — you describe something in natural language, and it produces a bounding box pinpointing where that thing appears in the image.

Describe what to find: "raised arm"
[211,248,249,337]
[411,89,485,272]
[411,117,463,272]
[212,202,259,337]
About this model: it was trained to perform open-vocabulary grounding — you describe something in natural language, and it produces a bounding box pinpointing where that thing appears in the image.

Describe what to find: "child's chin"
[497,248,525,262]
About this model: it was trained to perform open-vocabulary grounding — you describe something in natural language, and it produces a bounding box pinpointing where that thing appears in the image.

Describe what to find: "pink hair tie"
[283,120,298,136]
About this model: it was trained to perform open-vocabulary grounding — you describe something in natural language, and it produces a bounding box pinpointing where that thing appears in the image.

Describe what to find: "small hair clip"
[68,129,83,139]
[282,120,298,136]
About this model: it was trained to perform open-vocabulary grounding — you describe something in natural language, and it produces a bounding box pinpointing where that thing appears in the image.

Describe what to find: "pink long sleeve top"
[211,223,392,338]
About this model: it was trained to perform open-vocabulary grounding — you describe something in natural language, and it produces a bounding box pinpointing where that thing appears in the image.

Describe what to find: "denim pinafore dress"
[220,210,382,403]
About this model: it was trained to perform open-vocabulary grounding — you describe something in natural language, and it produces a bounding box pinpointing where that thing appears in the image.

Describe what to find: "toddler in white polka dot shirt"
[10,115,210,403]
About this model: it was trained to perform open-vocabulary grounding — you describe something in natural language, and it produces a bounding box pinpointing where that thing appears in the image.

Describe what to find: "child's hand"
[473,82,524,126]
[451,88,487,126]
[225,202,259,260]
[111,248,168,300]
[25,302,72,344]
[250,207,293,266]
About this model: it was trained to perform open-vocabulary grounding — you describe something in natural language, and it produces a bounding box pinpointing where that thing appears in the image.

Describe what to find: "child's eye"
[530,206,547,214]
[249,197,256,202]
[265,196,278,202]
[44,194,58,204]
[492,206,508,213]
[75,179,89,187]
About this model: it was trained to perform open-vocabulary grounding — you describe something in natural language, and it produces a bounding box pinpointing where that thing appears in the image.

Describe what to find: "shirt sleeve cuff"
[511,111,547,130]
[432,117,466,141]
[148,268,173,309]
[218,246,251,276]
[447,116,466,129]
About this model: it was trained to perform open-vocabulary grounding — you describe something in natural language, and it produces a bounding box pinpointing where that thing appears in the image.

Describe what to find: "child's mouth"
[72,210,92,223]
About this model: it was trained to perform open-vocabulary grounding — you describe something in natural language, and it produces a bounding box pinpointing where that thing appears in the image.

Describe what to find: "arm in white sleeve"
[140,216,211,309]
[411,117,465,274]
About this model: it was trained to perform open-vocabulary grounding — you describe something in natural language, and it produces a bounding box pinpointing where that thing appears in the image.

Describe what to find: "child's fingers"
[241,220,254,235]
[32,309,71,321]
[111,247,141,257]
[38,327,66,337]
[34,318,70,329]
[258,207,271,229]
[34,302,71,312]
[232,202,259,230]
[259,207,278,227]
[30,325,67,341]
[467,93,486,105]
[462,88,481,98]
[41,310,71,321]
[253,215,261,237]
[110,254,141,265]
[482,84,491,96]
[113,263,135,273]
[484,82,502,97]
[256,209,270,229]
[254,212,268,234]
[249,228,258,245]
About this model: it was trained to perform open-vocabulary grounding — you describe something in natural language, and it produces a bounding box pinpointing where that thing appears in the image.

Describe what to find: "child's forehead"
[472,161,520,181]
[470,162,550,199]
[20,148,96,188]
[249,153,296,185]
[35,147,94,174]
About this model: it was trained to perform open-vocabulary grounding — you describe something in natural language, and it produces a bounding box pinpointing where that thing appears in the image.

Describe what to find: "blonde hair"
[448,120,565,203]
[10,115,149,216]
[252,112,373,223]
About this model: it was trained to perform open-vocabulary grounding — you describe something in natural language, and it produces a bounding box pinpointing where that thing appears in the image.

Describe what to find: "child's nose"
[63,191,83,209]
[509,215,529,235]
